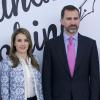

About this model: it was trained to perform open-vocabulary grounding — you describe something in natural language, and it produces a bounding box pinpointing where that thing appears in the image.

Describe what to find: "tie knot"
[69,36,73,44]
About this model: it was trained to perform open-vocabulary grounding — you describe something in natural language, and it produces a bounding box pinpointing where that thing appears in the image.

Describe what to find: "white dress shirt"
[19,57,36,98]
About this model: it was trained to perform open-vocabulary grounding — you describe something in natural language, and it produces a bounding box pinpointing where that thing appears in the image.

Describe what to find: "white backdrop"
[0,0,100,68]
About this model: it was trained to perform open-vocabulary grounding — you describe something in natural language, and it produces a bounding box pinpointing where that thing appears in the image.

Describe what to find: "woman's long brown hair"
[9,28,39,70]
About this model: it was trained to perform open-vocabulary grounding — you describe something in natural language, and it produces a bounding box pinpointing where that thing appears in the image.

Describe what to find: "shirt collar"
[63,32,78,41]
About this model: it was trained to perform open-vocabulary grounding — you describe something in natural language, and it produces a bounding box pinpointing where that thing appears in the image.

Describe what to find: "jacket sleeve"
[35,70,44,100]
[1,59,10,100]
[90,41,100,100]
[42,42,52,100]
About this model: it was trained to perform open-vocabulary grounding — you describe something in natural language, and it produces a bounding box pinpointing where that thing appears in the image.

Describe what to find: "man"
[42,5,100,100]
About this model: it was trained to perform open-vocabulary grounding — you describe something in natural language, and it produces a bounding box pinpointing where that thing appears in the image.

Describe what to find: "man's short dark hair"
[61,5,80,19]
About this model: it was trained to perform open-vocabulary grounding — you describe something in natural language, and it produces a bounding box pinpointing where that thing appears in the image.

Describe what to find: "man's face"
[61,10,80,35]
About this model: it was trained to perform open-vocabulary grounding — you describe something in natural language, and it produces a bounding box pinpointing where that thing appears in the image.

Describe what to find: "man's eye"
[17,39,21,42]
[74,17,78,20]
[66,18,72,20]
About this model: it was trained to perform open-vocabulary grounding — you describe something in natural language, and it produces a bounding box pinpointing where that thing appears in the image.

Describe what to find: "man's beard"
[66,25,78,34]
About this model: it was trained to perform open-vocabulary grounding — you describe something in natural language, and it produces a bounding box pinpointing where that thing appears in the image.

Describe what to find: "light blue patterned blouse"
[0,57,44,100]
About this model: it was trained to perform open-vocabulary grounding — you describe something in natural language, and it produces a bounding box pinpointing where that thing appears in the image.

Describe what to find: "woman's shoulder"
[1,56,13,69]
[33,67,42,82]
[32,65,41,79]
[2,56,11,63]
[32,66,40,74]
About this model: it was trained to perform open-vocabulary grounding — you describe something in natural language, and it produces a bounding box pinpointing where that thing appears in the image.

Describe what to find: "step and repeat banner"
[0,0,100,67]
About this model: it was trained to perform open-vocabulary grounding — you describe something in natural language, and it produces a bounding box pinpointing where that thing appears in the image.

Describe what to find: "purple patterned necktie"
[67,36,76,77]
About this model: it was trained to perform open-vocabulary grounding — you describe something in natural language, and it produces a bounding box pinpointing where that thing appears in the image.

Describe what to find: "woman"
[1,28,43,100]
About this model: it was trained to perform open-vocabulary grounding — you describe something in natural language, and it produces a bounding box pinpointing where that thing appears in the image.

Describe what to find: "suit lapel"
[74,34,83,76]
[57,34,71,77]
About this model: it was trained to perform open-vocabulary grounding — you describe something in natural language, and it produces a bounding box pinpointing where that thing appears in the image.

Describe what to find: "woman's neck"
[16,52,28,60]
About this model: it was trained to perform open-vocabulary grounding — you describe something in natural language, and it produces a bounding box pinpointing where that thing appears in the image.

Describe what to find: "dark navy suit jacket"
[42,33,100,100]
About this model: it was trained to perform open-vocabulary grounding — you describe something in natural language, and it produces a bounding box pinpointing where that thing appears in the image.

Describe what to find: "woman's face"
[14,33,29,55]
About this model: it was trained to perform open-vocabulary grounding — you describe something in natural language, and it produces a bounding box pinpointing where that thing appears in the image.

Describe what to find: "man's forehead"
[64,10,79,17]
[64,10,79,13]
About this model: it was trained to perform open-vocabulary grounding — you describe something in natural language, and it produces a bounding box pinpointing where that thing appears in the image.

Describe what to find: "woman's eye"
[25,39,28,42]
